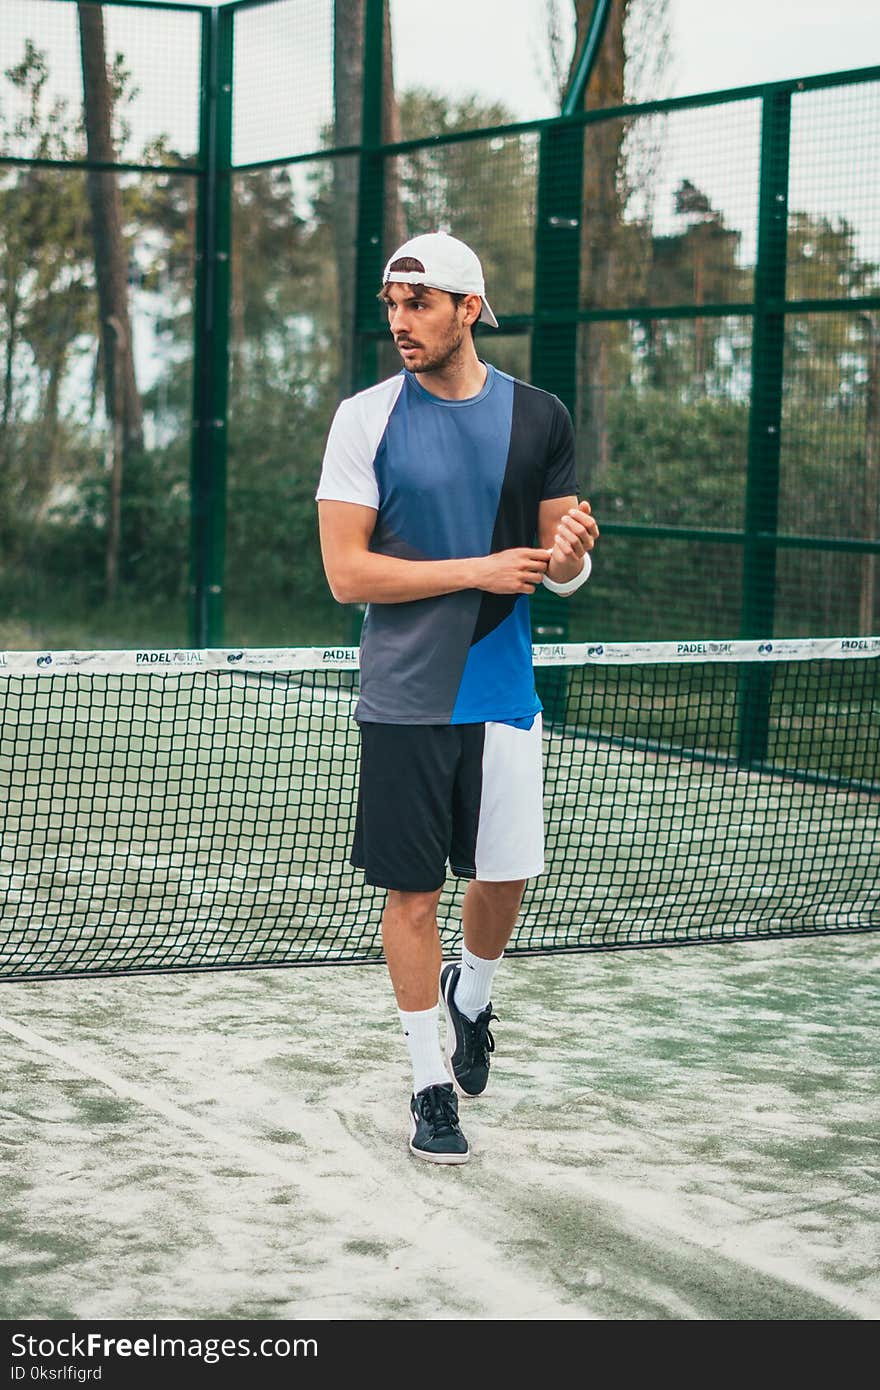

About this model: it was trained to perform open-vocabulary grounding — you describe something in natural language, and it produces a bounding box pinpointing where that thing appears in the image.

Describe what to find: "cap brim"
[479,298,499,329]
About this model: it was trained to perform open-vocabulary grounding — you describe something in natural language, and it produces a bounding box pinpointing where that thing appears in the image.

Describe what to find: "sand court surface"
[1,933,878,1320]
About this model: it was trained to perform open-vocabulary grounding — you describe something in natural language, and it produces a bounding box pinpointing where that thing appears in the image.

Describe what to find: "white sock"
[455,945,502,1022]
[399,1006,450,1095]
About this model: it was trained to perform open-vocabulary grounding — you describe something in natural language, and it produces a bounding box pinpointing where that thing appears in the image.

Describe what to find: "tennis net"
[1,638,878,980]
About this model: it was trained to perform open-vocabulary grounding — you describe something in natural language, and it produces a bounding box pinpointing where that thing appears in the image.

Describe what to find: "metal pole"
[561,0,614,117]
[737,88,792,765]
[189,4,233,648]
[352,0,385,394]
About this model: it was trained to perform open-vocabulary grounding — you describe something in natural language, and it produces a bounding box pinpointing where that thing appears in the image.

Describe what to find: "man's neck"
[414,349,488,401]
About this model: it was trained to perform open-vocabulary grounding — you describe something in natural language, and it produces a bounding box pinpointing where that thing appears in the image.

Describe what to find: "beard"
[395,322,469,373]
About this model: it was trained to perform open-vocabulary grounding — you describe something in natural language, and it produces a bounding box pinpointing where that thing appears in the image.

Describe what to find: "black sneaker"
[441,961,498,1098]
[409,1083,470,1164]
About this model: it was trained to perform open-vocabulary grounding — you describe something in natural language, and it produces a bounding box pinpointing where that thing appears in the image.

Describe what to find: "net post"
[530,120,584,714]
[737,87,791,766]
[189,4,233,648]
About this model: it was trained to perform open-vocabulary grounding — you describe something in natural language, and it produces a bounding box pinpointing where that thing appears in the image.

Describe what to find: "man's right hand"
[473,548,552,595]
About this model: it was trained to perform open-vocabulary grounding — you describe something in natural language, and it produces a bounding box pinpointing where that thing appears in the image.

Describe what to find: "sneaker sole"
[441,964,487,1100]
[408,1114,470,1165]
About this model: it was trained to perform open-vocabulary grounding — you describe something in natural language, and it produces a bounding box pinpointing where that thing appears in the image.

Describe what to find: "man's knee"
[470,878,527,906]
[384,887,443,933]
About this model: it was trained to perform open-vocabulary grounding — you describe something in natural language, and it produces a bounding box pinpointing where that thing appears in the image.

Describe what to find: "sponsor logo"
[36,654,53,667]
[58,652,94,667]
[0,653,8,667]
[532,644,567,660]
[840,638,878,652]
[587,644,604,657]
[757,642,773,654]
[707,642,733,655]
[135,650,203,665]
[226,651,244,663]
[322,648,358,663]
[676,642,706,655]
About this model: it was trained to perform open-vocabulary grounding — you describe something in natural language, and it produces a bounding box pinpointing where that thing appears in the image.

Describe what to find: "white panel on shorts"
[474,715,545,880]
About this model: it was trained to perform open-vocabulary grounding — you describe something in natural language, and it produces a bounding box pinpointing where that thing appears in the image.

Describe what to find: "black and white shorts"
[351,717,545,892]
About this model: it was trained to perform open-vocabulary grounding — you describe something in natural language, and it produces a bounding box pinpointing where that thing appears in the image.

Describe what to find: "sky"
[5,1,877,153]
[2,0,877,260]
[0,1,875,417]
[129,0,879,113]
[388,0,879,115]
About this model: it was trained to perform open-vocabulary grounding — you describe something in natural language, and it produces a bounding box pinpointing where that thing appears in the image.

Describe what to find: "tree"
[332,0,402,397]
[640,178,749,395]
[560,1,672,483]
[77,0,143,602]
[395,90,535,307]
[566,0,628,483]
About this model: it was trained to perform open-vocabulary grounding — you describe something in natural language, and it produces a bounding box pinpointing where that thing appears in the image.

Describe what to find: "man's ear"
[461,293,483,328]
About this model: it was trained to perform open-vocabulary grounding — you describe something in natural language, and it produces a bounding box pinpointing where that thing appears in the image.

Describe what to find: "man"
[316,231,598,1164]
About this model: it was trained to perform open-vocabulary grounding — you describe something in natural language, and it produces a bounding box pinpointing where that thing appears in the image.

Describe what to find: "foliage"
[0,36,877,649]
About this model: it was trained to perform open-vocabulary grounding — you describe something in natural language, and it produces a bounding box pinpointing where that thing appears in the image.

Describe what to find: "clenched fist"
[547,500,599,585]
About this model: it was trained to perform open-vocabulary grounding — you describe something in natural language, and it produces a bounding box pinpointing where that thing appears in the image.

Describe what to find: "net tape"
[1,636,879,677]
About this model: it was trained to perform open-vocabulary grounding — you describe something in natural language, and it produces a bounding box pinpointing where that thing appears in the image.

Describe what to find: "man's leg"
[382,888,470,1163]
[350,723,475,1161]
[441,716,544,1097]
[455,877,525,1019]
[440,878,525,1098]
[462,878,526,958]
[382,887,450,1096]
[381,887,444,1013]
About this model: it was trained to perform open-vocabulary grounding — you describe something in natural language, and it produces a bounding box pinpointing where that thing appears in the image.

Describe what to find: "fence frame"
[1,5,879,685]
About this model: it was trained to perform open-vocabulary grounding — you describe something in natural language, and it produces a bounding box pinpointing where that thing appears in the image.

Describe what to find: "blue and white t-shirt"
[315,364,578,724]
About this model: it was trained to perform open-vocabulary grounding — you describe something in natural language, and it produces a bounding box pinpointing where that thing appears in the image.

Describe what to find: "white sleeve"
[316,376,406,509]
[315,397,381,509]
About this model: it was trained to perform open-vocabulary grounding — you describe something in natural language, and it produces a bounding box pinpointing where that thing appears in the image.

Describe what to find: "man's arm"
[318,500,552,605]
[538,496,600,586]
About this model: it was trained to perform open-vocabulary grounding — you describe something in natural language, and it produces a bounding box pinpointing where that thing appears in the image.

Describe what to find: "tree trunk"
[693,235,705,391]
[381,0,405,252]
[1,287,19,473]
[568,0,628,486]
[860,313,879,634]
[333,0,402,398]
[37,352,65,504]
[77,1,143,602]
[333,0,364,398]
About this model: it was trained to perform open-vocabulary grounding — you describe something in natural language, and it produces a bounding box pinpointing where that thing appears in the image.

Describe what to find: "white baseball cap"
[382,231,499,328]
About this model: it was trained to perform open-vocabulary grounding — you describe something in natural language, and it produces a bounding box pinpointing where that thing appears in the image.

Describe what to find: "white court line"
[0,1011,589,1320]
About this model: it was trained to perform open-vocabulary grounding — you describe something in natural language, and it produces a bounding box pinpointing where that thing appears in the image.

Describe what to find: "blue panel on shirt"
[373,367,514,561]
[450,599,541,725]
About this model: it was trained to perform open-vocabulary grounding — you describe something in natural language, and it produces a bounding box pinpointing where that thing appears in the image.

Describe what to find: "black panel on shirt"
[470,382,579,647]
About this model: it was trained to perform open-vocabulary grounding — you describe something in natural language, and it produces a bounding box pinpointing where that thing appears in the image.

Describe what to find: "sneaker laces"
[471,1006,499,1060]
[418,1086,460,1137]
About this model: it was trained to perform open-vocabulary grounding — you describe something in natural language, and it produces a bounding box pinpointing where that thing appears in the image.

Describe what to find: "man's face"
[382,283,470,373]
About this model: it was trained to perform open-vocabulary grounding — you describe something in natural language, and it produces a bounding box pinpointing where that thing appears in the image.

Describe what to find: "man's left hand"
[546,500,599,584]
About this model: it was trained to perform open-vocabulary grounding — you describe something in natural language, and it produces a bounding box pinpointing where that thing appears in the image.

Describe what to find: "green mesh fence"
[0,8,878,978]
[231,0,334,165]
[0,1,201,653]
[1,639,877,981]
[1,2,877,655]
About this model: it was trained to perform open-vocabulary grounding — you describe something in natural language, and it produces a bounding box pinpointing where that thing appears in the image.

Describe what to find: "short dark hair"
[377,256,467,312]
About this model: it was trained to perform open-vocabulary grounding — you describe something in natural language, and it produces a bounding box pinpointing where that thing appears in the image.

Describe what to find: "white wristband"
[541,551,592,596]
